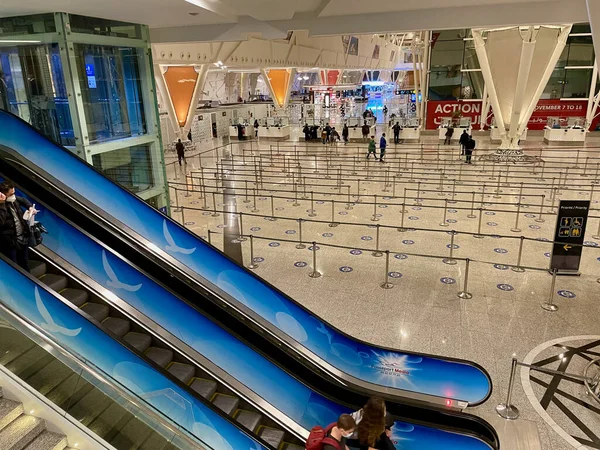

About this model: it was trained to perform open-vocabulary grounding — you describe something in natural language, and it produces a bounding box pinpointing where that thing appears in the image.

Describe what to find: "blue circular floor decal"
[521,204,529,208]
[537,237,549,241]
[217,224,225,228]
[544,252,551,257]
[557,290,576,299]
[294,261,307,268]
[308,245,320,251]
[285,230,296,234]
[446,219,457,223]
[259,197,267,200]
[339,266,353,273]
[388,272,402,278]
[190,201,199,204]
[585,241,599,247]
[494,248,508,254]
[286,199,295,202]
[446,244,460,249]
[184,221,195,225]
[525,214,536,218]
[448,209,458,213]
[529,225,541,229]
[379,205,388,208]
[394,253,408,260]
[253,257,265,263]
[412,207,422,210]
[316,201,325,204]
[202,212,212,216]
[375,213,383,217]
[408,216,419,220]
[350,249,363,255]
[339,211,348,215]
[269,242,280,247]
[276,207,284,211]
[494,264,510,270]
[440,277,456,285]
[402,240,415,245]
[447,230,458,235]
[491,235,502,239]
[485,211,496,216]
[250,227,261,231]
[322,233,333,237]
[487,222,498,227]
[497,284,514,291]
[383,196,392,200]
[368,224,377,228]
[361,236,373,241]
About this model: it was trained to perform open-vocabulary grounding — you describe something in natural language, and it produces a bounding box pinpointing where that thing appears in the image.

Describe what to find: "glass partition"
[0,305,205,450]
[92,144,155,193]
[0,14,56,37]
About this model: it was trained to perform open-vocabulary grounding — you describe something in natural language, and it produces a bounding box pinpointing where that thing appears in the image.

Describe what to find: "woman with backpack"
[346,397,396,450]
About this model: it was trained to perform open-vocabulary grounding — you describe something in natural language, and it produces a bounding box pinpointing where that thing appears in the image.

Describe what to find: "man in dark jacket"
[465,136,476,164]
[361,122,370,143]
[0,181,35,271]
[176,139,185,166]
[392,122,401,144]
[459,130,469,157]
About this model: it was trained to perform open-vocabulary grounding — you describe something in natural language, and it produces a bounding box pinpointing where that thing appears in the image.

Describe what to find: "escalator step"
[24,359,73,397]
[38,274,68,292]
[145,348,173,368]
[59,288,88,307]
[211,394,239,416]
[188,378,217,399]
[123,333,152,353]
[29,261,46,279]
[234,410,262,432]
[102,318,131,337]
[108,414,154,450]
[67,387,113,426]
[258,426,285,449]
[87,401,130,442]
[0,328,35,366]
[45,373,92,411]
[282,444,304,450]
[166,362,194,384]
[80,303,109,322]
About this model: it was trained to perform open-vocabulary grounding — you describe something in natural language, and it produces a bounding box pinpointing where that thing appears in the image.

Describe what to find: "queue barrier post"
[495,357,520,420]
[541,268,559,312]
[443,231,458,265]
[512,236,525,273]
[380,250,394,289]
[309,242,322,278]
[373,224,383,257]
[457,258,473,299]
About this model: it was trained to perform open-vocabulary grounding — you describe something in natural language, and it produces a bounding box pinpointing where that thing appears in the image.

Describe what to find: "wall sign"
[551,200,590,273]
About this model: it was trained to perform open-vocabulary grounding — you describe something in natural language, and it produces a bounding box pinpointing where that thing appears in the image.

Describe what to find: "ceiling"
[0,0,591,39]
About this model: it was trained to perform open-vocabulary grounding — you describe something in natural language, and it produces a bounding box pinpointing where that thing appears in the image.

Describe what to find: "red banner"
[426,99,599,131]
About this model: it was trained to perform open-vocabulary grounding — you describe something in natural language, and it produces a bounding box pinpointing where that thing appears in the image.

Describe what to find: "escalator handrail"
[0,109,493,408]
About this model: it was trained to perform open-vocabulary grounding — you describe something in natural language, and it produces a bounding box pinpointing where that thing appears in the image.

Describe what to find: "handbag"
[28,222,47,248]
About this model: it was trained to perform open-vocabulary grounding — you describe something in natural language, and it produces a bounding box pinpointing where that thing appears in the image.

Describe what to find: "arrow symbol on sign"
[564,244,572,251]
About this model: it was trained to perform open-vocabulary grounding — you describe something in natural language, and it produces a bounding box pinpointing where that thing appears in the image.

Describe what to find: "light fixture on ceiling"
[302,76,309,80]
[0,40,42,44]
[297,76,303,80]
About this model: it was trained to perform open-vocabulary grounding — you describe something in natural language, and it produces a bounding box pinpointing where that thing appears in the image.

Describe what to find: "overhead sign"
[551,200,590,273]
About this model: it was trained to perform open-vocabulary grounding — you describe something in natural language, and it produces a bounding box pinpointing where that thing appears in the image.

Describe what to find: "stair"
[0,386,68,450]
[28,257,302,448]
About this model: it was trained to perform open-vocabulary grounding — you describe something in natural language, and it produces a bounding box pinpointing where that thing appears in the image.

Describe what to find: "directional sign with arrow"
[551,200,590,274]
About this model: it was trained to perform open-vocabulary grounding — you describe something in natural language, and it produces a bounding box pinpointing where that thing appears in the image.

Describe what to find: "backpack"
[305,423,341,450]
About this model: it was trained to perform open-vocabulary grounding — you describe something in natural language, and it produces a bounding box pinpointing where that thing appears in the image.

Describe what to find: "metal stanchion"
[538,161,546,181]
[309,191,316,217]
[207,230,213,245]
[252,188,259,212]
[371,195,379,222]
[238,213,247,242]
[401,188,408,213]
[314,154,319,173]
[211,192,220,217]
[517,182,524,205]
[443,231,458,265]
[380,250,394,289]
[302,177,308,199]
[493,174,501,198]
[535,195,545,223]
[409,161,415,182]
[309,241,321,278]
[415,181,421,205]
[495,357,520,420]
[511,203,522,233]
[247,235,258,269]
[438,170,444,194]
[267,195,276,221]
[293,183,300,206]
[243,180,250,203]
[481,183,487,207]
[512,236,525,273]
[457,258,473,299]
[541,268,559,311]
[440,199,449,227]
[489,162,495,180]
[346,186,353,210]
[296,219,306,249]
[467,192,476,218]
[352,156,357,175]
[356,179,361,203]
[180,205,187,224]
[173,187,182,212]
[392,176,397,197]
[398,204,407,232]
[373,224,383,257]
[449,180,457,204]
[185,174,192,197]
[329,201,338,227]
[474,208,484,238]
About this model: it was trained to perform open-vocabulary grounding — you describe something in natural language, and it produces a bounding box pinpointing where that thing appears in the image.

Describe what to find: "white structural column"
[586,1,600,129]
[182,65,209,138]
[154,65,180,140]
[260,68,296,109]
[473,26,571,152]
[586,62,600,128]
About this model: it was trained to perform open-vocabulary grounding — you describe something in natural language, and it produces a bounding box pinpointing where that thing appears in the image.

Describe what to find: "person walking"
[0,181,36,272]
[176,139,186,166]
[459,129,469,158]
[321,127,328,144]
[465,135,476,164]
[367,136,377,159]
[254,119,259,138]
[362,121,370,143]
[379,133,387,163]
[444,126,454,145]
[325,123,332,143]
[303,123,310,141]
[342,124,349,145]
[330,127,340,145]
[392,122,401,145]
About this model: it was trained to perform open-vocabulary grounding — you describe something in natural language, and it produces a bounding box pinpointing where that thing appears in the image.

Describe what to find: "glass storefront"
[75,45,147,144]
[0,44,74,146]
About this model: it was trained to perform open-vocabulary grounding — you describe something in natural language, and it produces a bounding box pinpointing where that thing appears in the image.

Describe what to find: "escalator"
[0,110,500,448]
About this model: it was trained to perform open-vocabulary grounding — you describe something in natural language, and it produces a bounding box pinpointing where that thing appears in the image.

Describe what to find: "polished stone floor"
[165,134,600,449]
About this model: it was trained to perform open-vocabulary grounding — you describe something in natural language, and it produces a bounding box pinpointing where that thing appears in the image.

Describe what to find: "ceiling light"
[213,63,220,67]
[222,66,227,69]
[0,40,42,44]
[297,77,303,80]
[217,61,223,66]
[303,76,309,80]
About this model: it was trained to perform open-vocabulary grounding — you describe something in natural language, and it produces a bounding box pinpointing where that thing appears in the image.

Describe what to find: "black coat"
[459,132,469,145]
[0,196,32,251]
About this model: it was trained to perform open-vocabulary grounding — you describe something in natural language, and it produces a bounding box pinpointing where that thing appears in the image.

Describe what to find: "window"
[92,144,154,193]
[68,14,142,39]
[0,14,56,37]
[75,45,147,144]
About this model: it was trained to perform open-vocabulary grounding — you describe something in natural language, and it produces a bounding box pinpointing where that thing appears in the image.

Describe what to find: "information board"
[550,200,590,273]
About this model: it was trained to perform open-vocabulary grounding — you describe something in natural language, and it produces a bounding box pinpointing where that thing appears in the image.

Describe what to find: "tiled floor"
[165,135,600,449]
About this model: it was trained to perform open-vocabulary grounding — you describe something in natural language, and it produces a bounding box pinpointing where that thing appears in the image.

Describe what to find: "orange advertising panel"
[163,66,199,126]
[267,69,291,107]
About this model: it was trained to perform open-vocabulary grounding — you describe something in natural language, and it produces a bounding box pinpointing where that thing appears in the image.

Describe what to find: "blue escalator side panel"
[0,259,269,450]
[390,422,491,450]
[36,205,348,430]
[0,111,491,404]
